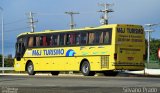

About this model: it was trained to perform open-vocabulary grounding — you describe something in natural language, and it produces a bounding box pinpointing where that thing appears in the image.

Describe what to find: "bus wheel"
[81,61,95,76]
[103,70,119,76]
[27,62,36,75]
[51,71,59,75]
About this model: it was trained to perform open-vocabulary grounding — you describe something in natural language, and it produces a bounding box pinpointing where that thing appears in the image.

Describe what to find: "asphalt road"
[0,75,160,93]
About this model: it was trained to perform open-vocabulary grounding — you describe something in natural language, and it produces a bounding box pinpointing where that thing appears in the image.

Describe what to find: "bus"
[14,24,145,76]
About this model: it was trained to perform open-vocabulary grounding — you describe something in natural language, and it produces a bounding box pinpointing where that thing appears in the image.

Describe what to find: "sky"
[0,0,160,56]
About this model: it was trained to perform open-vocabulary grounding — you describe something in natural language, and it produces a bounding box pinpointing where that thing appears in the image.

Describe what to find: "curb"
[125,68,160,75]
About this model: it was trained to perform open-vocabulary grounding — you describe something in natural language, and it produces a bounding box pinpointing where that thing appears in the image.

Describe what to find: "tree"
[0,54,14,67]
[149,39,160,62]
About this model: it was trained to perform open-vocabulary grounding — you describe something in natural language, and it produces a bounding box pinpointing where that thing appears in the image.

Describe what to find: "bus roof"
[17,24,143,37]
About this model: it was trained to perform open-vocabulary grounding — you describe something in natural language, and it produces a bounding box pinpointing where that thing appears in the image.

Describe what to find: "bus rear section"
[114,25,145,70]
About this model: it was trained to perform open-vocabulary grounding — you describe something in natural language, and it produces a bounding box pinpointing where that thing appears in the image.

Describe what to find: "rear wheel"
[51,71,59,75]
[103,70,119,76]
[81,61,95,76]
[27,62,36,75]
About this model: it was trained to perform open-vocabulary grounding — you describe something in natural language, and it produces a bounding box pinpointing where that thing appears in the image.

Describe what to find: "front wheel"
[27,62,36,75]
[81,61,95,76]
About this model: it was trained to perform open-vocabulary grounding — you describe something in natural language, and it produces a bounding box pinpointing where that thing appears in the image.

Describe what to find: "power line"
[3,27,29,32]
[4,18,26,25]
[0,18,26,26]
[37,13,65,16]
[37,12,97,16]
[144,23,160,29]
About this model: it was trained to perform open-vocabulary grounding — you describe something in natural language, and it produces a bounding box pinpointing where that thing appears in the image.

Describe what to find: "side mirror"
[16,52,21,61]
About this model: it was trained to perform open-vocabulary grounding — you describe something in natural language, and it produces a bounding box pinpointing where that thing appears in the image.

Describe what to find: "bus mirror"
[16,52,21,61]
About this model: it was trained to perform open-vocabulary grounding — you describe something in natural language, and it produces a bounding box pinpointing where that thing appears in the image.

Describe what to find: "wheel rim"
[82,64,89,73]
[28,64,33,73]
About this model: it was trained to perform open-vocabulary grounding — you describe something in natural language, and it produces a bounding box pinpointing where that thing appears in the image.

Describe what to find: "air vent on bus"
[101,56,109,68]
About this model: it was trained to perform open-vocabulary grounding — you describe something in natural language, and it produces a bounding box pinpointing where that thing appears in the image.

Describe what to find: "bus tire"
[27,62,36,75]
[51,71,59,75]
[103,70,119,76]
[81,61,95,76]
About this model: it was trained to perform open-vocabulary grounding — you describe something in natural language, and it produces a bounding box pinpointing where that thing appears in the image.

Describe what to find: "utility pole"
[145,29,154,69]
[65,11,79,29]
[98,3,114,25]
[0,7,4,74]
[27,11,37,32]
[144,24,160,69]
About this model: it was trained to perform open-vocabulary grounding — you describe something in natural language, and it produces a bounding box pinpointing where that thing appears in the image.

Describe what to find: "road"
[0,74,160,93]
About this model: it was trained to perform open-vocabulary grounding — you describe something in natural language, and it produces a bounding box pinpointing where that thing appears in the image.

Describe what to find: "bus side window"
[40,36,43,46]
[46,35,52,46]
[70,34,74,45]
[66,33,77,45]
[36,36,40,46]
[59,34,65,46]
[81,32,88,45]
[75,33,80,45]
[99,32,103,44]
[33,37,36,47]
[52,34,58,46]
[94,32,103,44]
[103,31,110,44]
[89,32,95,44]
[66,34,71,45]
[43,36,47,46]
[39,36,47,47]
[28,37,34,47]
[50,36,53,46]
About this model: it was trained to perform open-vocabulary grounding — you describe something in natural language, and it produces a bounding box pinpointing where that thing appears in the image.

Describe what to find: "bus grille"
[101,56,109,68]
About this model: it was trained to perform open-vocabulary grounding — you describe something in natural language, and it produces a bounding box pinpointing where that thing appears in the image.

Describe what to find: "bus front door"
[15,42,25,61]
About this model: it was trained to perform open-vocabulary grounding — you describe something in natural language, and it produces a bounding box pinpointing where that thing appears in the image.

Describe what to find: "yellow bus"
[14,24,145,76]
